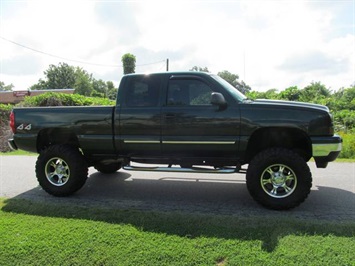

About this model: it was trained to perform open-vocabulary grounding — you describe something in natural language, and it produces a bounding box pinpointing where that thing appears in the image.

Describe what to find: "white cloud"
[0,0,354,91]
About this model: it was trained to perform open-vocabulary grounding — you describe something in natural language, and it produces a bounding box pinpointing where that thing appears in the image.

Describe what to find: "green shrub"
[338,131,355,159]
[0,104,13,152]
[20,92,114,107]
[0,104,12,124]
[0,104,13,112]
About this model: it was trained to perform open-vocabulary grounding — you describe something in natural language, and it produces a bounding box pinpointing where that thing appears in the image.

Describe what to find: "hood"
[253,99,329,112]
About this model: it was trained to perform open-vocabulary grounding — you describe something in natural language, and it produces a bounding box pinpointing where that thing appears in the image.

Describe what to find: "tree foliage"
[46,63,76,89]
[217,70,251,94]
[299,82,331,102]
[246,83,355,132]
[0,81,14,91]
[190,66,210,72]
[74,68,93,96]
[29,62,118,99]
[190,66,251,94]
[122,53,136,74]
[21,92,114,107]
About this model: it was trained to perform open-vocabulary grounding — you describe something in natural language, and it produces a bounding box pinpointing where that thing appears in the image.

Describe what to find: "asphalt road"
[0,155,354,222]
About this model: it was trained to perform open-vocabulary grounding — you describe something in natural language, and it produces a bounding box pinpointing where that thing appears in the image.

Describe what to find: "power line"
[0,36,165,68]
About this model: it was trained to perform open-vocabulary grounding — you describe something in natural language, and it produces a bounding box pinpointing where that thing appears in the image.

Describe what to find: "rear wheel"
[36,145,88,196]
[246,148,312,210]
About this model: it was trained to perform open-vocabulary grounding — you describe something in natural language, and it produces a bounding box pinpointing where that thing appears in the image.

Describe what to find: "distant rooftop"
[0,89,75,104]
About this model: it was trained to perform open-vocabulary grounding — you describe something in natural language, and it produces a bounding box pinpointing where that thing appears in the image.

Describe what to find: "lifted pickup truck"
[9,72,342,210]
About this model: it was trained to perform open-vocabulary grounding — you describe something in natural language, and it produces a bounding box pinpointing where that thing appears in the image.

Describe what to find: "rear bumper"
[312,135,342,168]
[8,139,18,150]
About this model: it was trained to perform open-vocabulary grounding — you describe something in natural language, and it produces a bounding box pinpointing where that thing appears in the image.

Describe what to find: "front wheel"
[246,148,312,210]
[36,145,88,196]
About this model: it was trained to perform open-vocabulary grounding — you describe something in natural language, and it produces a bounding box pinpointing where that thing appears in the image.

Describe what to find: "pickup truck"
[8,71,342,210]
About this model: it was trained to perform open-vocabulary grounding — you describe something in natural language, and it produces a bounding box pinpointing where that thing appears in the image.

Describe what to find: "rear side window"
[125,76,161,107]
[167,79,213,106]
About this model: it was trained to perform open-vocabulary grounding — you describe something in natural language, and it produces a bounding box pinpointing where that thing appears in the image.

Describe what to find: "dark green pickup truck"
[9,72,342,209]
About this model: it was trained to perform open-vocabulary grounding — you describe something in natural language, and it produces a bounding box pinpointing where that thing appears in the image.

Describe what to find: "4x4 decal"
[17,124,32,131]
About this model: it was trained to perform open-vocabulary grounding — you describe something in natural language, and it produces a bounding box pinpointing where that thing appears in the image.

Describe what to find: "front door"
[161,75,240,163]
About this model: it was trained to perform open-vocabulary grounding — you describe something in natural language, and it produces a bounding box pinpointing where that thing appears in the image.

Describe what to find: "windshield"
[211,74,247,102]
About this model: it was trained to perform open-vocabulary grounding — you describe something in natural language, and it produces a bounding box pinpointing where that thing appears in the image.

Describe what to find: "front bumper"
[312,135,342,168]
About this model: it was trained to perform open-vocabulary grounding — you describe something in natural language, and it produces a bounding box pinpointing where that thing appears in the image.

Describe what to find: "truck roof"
[124,71,213,77]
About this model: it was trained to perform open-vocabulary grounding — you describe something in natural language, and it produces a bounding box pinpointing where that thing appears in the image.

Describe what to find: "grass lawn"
[0,150,36,156]
[0,198,354,266]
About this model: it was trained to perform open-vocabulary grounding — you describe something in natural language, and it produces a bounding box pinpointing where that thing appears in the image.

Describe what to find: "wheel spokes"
[261,164,297,198]
[45,157,70,186]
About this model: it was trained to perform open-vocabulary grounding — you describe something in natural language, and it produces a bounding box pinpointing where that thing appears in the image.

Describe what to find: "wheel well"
[36,128,80,152]
[245,127,312,163]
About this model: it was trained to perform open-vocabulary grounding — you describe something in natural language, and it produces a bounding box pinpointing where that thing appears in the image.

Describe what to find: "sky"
[0,0,354,92]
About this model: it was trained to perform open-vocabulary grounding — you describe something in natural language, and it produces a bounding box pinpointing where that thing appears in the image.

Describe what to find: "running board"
[123,165,241,174]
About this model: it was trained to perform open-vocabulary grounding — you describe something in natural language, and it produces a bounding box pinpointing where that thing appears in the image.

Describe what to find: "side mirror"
[211,92,227,108]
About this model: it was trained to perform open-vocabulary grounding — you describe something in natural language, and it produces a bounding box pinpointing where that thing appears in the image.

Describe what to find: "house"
[0,89,75,104]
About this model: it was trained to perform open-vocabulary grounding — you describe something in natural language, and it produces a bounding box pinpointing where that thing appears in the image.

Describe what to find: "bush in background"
[20,92,114,107]
[0,104,13,152]
[338,131,355,159]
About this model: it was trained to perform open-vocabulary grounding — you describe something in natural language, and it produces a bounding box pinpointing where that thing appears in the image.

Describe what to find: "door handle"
[164,113,176,119]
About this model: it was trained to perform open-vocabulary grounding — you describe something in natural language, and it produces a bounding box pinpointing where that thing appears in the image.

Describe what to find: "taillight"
[10,111,16,133]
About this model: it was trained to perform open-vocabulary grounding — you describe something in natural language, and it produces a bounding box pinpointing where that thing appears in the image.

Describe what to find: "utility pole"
[166,58,169,71]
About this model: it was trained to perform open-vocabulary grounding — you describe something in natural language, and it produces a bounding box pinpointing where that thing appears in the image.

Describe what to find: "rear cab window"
[123,75,162,107]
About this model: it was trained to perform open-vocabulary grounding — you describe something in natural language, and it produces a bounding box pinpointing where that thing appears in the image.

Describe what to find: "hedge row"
[20,92,115,107]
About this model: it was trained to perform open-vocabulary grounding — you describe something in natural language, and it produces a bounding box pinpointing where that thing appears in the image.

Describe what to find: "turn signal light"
[9,111,15,133]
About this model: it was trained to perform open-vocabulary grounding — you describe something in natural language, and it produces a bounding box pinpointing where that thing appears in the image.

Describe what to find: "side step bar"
[123,165,246,174]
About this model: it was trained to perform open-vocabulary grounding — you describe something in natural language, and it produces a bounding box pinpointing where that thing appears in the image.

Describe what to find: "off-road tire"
[246,148,312,210]
[36,145,88,196]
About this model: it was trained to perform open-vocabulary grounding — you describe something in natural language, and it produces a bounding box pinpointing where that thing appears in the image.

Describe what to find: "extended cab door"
[114,74,162,157]
[161,75,240,163]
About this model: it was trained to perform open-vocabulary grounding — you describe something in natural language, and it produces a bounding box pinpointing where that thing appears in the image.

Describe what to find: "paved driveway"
[1,156,354,222]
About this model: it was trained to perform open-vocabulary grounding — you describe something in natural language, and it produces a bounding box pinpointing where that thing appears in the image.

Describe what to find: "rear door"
[114,75,162,157]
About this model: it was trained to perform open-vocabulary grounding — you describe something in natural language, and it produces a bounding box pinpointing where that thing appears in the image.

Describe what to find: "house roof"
[0,89,75,104]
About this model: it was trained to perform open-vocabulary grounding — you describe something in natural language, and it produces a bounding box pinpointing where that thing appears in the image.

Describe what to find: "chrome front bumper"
[311,135,342,168]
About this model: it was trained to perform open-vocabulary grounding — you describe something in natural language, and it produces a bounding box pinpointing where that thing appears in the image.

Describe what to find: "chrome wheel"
[260,164,297,198]
[45,157,70,186]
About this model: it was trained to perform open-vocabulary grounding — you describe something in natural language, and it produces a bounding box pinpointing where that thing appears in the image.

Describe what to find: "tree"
[30,62,76,90]
[217,70,239,86]
[0,81,14,91]
[300,82,330,102]
[279,86,301,101]
[74,68,93,96]
[92,79,107,98]
[29,62,117,97]
[106,81,118,100]
[235,80,251,94]
[29,79,47,90]
[122,53,136,74]
[217,70,251,94]
[44,62,76,89]
[190,66,210,72]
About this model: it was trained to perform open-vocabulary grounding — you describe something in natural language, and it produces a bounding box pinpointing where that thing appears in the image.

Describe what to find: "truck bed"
[11,106,115,155]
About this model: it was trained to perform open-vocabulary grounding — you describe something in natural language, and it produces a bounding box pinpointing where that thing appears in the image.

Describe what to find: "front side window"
[167,79,213,106]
